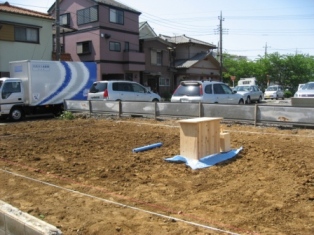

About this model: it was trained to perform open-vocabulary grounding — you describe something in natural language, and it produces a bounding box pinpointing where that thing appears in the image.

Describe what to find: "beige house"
[140,22,221,97]
[0,2,54,76]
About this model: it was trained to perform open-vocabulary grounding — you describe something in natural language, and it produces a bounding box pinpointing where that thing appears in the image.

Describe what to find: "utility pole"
[55,0,61,61]
[263,42,270,59]
[218,11,224,82]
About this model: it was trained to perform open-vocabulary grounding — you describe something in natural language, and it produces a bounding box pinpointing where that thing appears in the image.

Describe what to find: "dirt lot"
[0,115,313,235]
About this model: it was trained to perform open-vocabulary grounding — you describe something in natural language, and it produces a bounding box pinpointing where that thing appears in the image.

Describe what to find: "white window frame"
[159,77,170,86]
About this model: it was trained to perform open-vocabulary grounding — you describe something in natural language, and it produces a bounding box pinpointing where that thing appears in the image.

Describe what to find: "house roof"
[139,21,158,39]
[48,0,141,15]
[142,36,172,46]
[96,0,141,14]
[175,52,220,69]
[160,34,217,48]
[0,2,53,20]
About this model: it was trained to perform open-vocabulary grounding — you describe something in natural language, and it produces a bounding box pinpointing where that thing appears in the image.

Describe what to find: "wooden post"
[220,132,231,152]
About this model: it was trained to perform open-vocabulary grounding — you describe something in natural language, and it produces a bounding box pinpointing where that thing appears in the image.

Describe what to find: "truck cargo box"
[9,60,97,105]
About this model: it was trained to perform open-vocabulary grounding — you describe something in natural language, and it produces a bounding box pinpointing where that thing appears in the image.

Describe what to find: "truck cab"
[0,77,25,121]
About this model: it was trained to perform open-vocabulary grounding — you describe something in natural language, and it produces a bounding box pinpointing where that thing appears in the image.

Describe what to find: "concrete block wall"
[291,97,314,107]
[0,200,62,235]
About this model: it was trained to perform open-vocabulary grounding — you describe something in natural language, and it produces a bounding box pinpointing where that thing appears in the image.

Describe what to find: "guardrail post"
[154,101,157,120]
[63,99,67,111]
[199,102,202,117]
[118,101,122,118]
[89,100,92,118]
[254,104,258,126]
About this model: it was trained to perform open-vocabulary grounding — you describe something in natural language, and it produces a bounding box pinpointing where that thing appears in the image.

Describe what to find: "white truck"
[0,60,97,121]
[238,77,258,86]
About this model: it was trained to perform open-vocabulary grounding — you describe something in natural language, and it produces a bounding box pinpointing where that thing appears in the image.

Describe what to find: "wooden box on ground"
[178,117,223,160]
[220,132,231,152]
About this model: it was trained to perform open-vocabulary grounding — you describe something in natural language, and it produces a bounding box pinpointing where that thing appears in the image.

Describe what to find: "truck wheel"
[9,108,24,122]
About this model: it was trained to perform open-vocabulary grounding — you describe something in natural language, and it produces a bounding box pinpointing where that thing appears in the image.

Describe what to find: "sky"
[5,0,314,60]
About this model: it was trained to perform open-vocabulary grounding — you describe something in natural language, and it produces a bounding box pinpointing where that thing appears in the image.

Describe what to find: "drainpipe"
[55,0,61,61]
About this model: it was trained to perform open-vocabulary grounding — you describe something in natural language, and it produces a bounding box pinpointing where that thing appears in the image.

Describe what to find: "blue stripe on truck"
[69,62,97,100]
[37,61,71,105]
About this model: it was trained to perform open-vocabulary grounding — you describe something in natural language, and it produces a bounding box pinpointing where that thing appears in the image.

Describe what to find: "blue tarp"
[165,147,243,170]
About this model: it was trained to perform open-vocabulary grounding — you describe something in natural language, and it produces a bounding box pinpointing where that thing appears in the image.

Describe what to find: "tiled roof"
[160,34,216,48]
[175,52,221,69]
[175,52,209,68]
[96,0,141,14]
[48,0,141,15]
[0,2,53,20]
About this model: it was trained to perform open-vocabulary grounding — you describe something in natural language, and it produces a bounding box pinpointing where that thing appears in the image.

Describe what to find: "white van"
[87,80,161,102]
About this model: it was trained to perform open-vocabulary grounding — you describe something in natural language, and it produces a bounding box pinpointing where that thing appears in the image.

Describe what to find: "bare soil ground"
[0,116,313,235]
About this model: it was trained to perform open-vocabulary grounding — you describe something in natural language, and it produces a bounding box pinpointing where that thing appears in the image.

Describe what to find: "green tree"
[222,52,314,92]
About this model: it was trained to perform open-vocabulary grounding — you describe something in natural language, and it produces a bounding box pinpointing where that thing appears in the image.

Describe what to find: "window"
[2,82,21,99]
[205,84,213,94]
[60,13,70,26]
[112,82,132,92]
[221,84,233,94]
[77,41,91,55]
[159,77,170,86]
[109,42,121,52]
[110,8,124,24]
[157,51,163,65]
[132,84,145,93]
[15,27,39,43]
[124,42,129,52]
[151,50,163,66]
[77,6,98,25]
[213,84,225,94]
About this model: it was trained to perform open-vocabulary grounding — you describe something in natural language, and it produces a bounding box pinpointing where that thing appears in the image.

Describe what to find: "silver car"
[171,80,244,104]
[87,80,161,102]
[294,82,314,98]
[264,85,285,100]
[233,85,263,104]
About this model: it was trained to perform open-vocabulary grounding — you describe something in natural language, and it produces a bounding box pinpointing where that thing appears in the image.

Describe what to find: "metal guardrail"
[64,100,314,127]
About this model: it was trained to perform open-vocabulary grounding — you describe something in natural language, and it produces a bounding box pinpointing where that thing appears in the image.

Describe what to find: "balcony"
[123,50,145,71]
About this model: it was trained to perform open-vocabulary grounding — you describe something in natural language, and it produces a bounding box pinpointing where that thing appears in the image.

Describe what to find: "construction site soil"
[0,116,313,235]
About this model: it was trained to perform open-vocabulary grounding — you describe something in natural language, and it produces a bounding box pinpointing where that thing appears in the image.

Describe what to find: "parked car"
[233,85,263,104]
[297,84,305,90]
[264,85,284,100]
[294,82,314,98]
[87,80,161,101]
[170,80,245,104]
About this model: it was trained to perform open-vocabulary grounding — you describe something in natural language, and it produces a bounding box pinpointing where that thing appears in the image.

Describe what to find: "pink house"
[49,0,145,82]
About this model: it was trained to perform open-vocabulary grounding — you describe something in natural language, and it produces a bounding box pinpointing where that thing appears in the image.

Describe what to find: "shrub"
[161,91,172,101]
[59,111,75,120]
[284,90,293,98]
